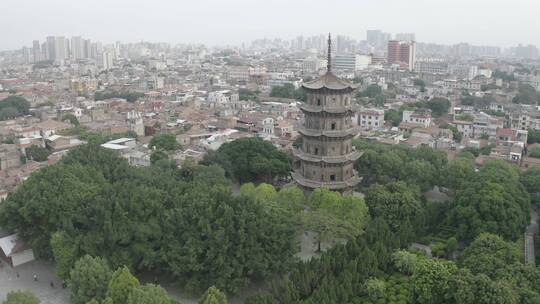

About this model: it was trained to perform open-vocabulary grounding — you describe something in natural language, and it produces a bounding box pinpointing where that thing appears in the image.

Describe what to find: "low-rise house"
[46,135,85,151]
[402,109,432,128]
[35,120,72,139]
[0,233,35,267]
[0,144,21,171]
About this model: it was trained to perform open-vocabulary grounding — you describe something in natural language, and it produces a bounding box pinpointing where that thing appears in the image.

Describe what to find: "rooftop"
[302,72,357,91]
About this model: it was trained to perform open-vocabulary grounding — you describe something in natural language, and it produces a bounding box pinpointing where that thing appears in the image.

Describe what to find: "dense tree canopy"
[365,181,422,237]
[107,266,141,304]
[126,284,173,304]
[202,137,291,183]
[512,84,540,105]
[149,133,182,151]
[25,145,51,162]
[269,83,306,101]
[528,129,540,144]
[0,144,298,294]
[304,188,369,251]
[521,167,540,201]
[354,140,446,192]
[447,161,530,242]
[69,255,112,304]
[0,95,31,120]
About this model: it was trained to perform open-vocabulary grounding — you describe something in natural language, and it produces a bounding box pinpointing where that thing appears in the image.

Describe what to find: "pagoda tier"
[293,148,362,164]
[292,172,362,191]
[299,103,356,114]
[297,125,359,138]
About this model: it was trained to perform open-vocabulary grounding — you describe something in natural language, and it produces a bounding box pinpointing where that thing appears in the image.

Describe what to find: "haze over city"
[2,0,540,50]
[1,1,540,304]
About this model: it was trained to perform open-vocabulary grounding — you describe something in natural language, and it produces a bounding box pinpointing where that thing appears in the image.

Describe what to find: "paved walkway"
[0,260,70,304]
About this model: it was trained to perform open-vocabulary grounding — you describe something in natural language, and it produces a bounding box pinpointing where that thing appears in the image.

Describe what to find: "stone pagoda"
[292,34,362,195]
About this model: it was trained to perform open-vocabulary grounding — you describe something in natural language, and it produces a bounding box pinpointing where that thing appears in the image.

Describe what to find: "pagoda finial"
[327,33,332,72]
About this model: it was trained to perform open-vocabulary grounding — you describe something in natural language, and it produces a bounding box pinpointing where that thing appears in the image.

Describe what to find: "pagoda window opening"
[330,174,336,181]
[314,147,319,155]
[317,99,321,106]
[331,122,336,130]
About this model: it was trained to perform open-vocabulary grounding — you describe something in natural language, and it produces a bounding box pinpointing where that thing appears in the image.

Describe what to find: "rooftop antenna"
[327,33,332,72]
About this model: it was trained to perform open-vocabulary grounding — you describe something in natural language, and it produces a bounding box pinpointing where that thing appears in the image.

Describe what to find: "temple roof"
[302,71,357,91]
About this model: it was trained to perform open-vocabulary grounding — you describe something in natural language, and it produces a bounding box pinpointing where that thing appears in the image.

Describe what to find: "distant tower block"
[127,110,144,137]
[292,33,362,195]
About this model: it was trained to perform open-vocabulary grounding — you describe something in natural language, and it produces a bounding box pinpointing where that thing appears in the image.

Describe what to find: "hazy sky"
[2,0,540,50]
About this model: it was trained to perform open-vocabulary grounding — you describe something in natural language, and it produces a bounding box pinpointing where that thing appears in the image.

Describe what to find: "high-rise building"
[101,51,114,70]
[292,34,362,195]
[46,36,56,61]
[387,40,401,65]
[395,33,416,42]
[83,39,92,59]
[387,40,416,71]
[32,40,41,62]
[54,36,68,62]
[71,36,84,59]
[366,30,391,49]
[22,47,31,64]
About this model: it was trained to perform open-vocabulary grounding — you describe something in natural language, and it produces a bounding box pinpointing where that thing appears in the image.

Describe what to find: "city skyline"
[2,0,540,51]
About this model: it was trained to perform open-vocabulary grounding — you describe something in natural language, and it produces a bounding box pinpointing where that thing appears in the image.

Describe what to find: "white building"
[261,117,275,135]
[71,36,84,59]
[302,58,327,73]
[402,110,432,128]
[333,54,371,71]
[453,120,474,138]
[127,111,145,137]
[101,51,114,70]
[358,108,385,130]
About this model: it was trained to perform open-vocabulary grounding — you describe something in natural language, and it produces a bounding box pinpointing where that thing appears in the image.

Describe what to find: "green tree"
[384,109,401,127]
[107,266,140,304]
[150,150,169,165]
[62,113,80,126]
[426,97,450,117]
[440,123,462,142]
[459,233,521,279]
[201,137,291,183]
[69,255,112,304]
[149,134,181,151]
[26,145,51,162]
[513,84,540,105]
[528,129,540,144]
[0,96,31,120]
[392,250,420,275]
[448,161,530,242]
[364,278,386,300]
[2,290,39,304]
[304,188,368,252]
[199,286,228,304]
[441,157,475,191]
[51,231,79,279]
[126,284,173,304]
[529,147,540,158]
[365,181,422,234]
[521,167,540,201]
[358,84,382,98]
[411,259,458,304]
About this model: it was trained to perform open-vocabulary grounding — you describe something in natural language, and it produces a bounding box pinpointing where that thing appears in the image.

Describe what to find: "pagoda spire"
[327,33,332,72]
